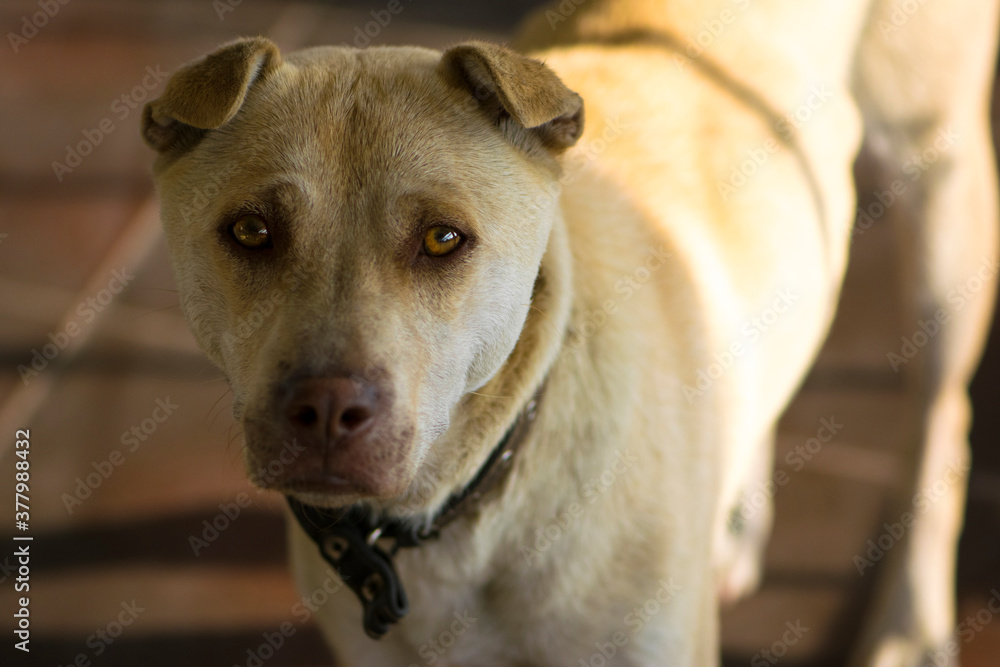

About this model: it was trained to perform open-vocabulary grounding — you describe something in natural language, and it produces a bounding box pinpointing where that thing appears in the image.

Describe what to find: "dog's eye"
[422,226,463,257]
[230,215,272,249]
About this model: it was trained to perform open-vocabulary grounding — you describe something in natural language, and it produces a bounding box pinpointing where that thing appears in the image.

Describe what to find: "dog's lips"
[278,473,363,496]
[248,436,413,501]
[252,459,378,496]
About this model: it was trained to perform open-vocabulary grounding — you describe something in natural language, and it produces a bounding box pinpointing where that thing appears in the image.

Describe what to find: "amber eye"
[422,226,463,257]
[230,215,271,249]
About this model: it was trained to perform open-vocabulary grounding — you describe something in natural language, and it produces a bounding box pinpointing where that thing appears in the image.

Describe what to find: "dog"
[141,0,999,664]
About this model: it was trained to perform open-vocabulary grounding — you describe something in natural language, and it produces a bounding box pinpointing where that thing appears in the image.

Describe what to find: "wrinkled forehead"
[199,45,508,209]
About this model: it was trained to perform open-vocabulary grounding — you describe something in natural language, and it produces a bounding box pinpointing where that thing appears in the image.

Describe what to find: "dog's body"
[143,1,999,665]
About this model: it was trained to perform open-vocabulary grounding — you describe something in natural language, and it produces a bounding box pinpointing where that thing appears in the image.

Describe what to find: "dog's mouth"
[264,472,363,496]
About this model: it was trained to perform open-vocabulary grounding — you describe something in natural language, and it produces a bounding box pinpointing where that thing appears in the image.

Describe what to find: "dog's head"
[143,37,582,508]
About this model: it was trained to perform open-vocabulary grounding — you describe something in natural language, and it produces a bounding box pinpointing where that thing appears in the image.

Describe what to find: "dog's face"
[143,38,582,507]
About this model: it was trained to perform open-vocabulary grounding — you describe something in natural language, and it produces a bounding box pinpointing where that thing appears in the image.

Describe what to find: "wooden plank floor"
[1,2,998,666]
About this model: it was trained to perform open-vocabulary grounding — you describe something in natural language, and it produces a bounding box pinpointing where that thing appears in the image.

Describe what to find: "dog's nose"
[284,377,379,444]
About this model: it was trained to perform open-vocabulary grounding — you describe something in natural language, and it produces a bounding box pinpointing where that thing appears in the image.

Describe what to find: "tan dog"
[142,0,999,664]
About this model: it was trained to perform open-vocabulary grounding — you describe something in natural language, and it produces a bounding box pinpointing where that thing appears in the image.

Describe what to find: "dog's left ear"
[439,41,584,153]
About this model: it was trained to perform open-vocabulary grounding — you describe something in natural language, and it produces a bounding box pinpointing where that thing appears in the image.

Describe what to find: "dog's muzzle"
[251,371,409,498]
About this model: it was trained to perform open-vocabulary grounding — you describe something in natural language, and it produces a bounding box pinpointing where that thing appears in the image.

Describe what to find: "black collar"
[285,387,542,639]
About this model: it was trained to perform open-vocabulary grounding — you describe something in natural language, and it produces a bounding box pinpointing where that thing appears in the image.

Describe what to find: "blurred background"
[0,1,997,665]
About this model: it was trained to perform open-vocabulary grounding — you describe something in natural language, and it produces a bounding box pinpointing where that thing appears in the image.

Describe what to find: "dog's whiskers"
[224,422,245,462]
[138,286,181,294]
[203,386,234,431]
[467,390,513,399]
[131,374,228,385]
[193,375,229,384]
[128,303,183,321]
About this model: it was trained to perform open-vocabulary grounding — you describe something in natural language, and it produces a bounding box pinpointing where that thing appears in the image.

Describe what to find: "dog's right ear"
[141,36,282,154]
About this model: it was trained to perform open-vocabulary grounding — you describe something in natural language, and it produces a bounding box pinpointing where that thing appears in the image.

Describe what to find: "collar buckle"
[289,499,409,639]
